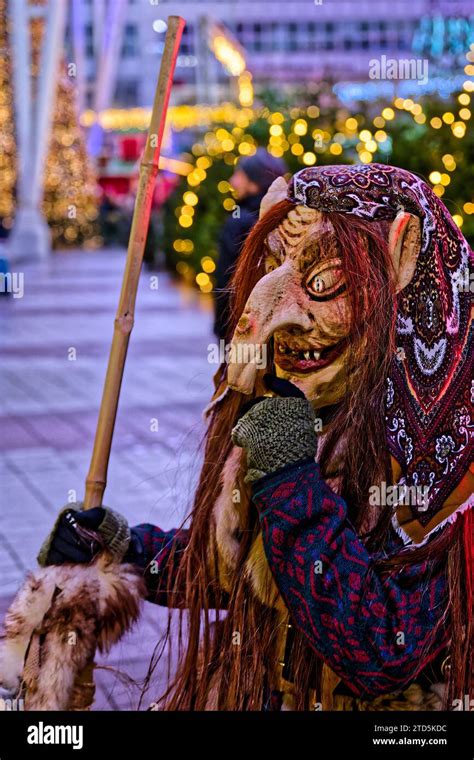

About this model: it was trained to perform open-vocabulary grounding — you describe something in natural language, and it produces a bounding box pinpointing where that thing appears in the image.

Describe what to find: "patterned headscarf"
[288,163,473,544]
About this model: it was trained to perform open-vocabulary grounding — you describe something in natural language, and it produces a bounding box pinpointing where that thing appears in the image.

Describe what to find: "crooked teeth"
[277,345,322,361]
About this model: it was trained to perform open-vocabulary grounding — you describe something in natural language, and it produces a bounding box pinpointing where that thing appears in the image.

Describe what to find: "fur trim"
[0,573,56,696]
[213,446,285,611]
[0,554,145,710]
[214,446,246,570]
[244,533,286,612]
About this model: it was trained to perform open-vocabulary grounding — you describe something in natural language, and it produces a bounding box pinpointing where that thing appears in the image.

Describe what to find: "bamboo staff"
[84,15,185,510]
[65,15,185,711]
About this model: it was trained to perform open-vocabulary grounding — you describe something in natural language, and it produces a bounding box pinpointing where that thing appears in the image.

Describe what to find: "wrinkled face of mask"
[228,206,354,405]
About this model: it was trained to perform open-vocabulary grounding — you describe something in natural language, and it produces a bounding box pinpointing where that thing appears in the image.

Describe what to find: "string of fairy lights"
[0,0,472,257]
[167,43,473,293]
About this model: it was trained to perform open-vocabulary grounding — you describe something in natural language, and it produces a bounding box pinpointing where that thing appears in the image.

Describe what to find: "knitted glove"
[231,389,318,483]
[37,503,132,567]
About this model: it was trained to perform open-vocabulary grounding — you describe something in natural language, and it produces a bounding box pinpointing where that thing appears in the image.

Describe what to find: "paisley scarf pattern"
[288,164,473,540]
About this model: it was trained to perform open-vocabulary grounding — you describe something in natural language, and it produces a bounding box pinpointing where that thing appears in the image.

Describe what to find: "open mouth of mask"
[273,336,349,374]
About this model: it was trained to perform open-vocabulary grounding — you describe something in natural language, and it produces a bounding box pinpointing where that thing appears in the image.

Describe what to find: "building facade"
[71,0,474,107]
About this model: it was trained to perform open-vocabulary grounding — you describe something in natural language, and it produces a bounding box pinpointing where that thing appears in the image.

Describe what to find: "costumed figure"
[1,163,472,711]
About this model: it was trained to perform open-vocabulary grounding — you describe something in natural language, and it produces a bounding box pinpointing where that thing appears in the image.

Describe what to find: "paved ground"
[0,247,216,709]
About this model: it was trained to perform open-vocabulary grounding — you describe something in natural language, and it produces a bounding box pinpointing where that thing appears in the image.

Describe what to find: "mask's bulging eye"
[306,259,346,300]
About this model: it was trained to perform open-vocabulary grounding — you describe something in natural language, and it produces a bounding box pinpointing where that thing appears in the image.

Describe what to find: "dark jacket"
[132,458,448,696]
[213,192,264,339]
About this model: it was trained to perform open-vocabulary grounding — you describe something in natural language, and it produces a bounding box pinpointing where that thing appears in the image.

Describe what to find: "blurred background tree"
[0,0,16,239]
[41,63,100,248]
[161,79,473,292]
[0,1,99,247]
[30,9,99,248]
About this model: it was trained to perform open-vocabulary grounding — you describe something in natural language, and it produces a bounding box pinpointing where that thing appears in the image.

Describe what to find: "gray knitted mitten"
[96,507,131,559]
[231,396,318,482]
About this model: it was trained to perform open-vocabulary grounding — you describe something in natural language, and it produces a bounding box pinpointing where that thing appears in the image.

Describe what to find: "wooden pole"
[84,15,185,509]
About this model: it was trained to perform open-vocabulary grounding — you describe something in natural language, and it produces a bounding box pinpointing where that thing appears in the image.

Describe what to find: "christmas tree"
[0,0,99,247]
[31,2,99,248]
[0,0,17,237]
[42,63,100,248]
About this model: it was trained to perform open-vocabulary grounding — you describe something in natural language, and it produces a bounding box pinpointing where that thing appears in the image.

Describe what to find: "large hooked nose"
[227,261,313,394]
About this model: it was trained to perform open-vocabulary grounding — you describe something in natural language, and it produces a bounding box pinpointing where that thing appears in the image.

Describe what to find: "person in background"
[213,148,287,339]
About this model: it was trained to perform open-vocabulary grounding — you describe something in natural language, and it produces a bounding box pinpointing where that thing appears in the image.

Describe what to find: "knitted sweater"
[132,459,449,696]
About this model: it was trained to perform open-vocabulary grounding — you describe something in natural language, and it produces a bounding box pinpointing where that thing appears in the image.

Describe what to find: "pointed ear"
[388,211,421,293]
[259,176,288,219]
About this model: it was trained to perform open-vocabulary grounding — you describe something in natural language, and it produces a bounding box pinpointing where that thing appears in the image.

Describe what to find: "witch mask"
[227,163,473,543]
[228,201,420,403]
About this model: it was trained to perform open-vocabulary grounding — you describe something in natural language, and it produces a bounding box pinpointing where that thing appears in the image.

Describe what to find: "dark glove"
[231,375,318,482]
[37,504,132,567]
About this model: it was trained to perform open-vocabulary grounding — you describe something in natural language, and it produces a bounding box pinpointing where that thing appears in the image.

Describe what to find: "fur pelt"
[213,444,285,611]
[213,445,244,572]
[0,553,145,710]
